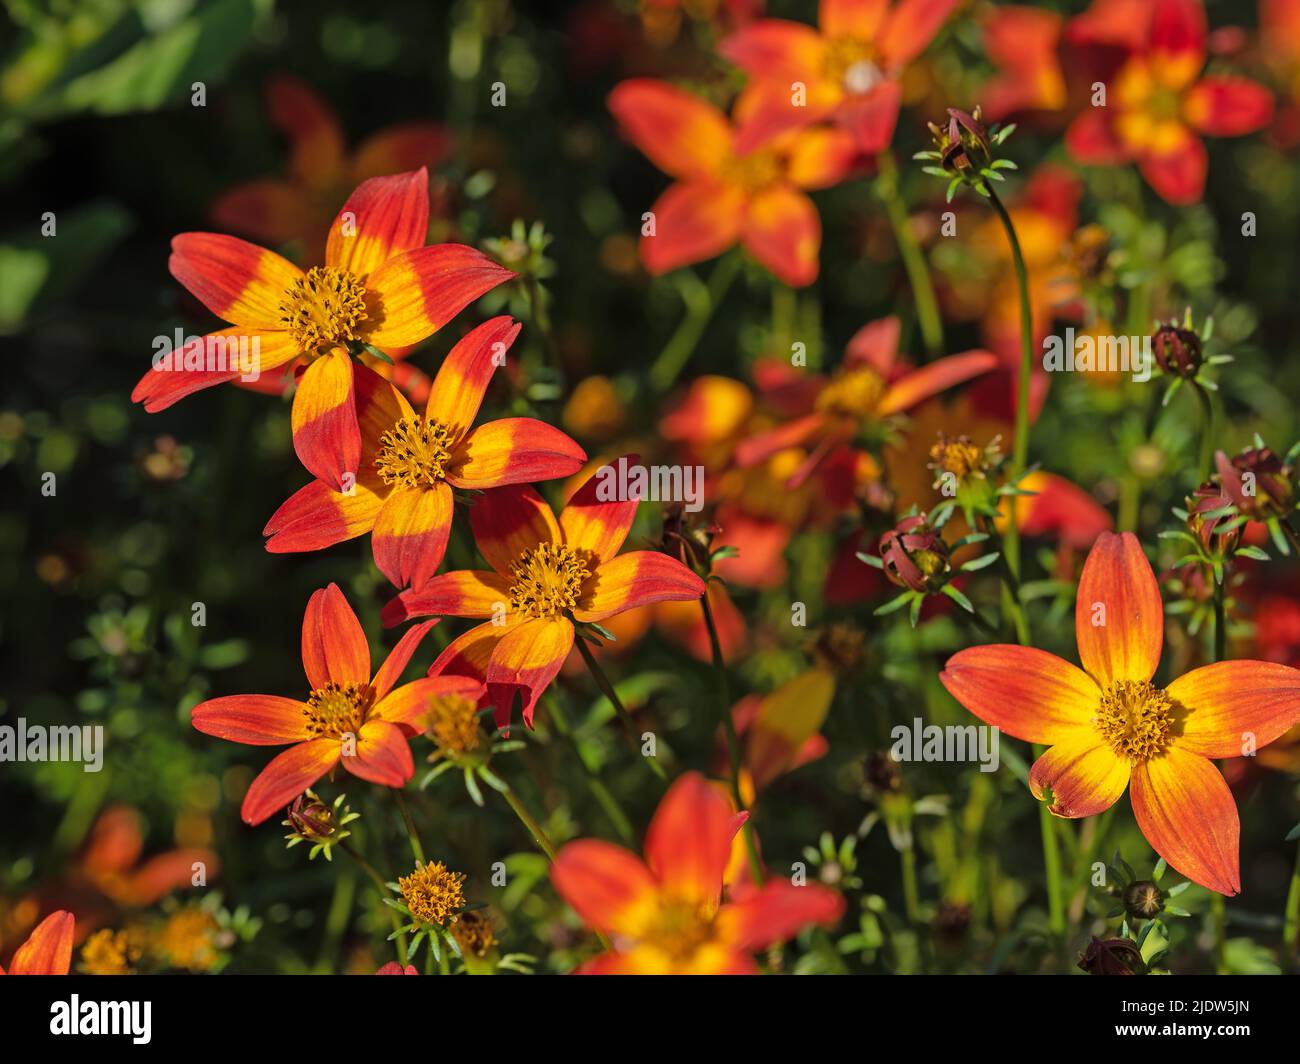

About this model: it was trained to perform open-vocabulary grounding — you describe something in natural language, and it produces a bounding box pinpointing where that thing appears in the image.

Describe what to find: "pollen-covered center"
[303,681,372,738]
[646,899,714,962]
[720,149,781,194]
[279,266,368,352]
[374,416,457,488]
[1093,680,1174,763]
[399,861,466,927]
[930,436,987,480]
[424,693,483,756]
[508,543,591,619]
[816,365,886,419]
[822,36,883,94]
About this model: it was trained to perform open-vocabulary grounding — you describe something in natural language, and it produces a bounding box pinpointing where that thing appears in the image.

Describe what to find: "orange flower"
[719,0,960,154]
[734,316,998,479]
[211,75,452,254]
[191,583,485,824]
[941,531,1300,895]
[980,5,1068,120]
[383,458,707,728]
[264,317,586,590]
[607,78,855,286]
[0,910,73,975]
[722,669,835,805]
[551,772,843,973]
[1064,0,1272,204]
[132,168,514,491]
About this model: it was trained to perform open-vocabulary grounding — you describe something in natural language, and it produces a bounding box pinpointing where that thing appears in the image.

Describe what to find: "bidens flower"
[383,458,707,728]
[0,910,74,975]
[191,583,485,824]
[264,316,586,590]
[133,168,514,492]
[551,773,843,974]
[941,532,1300,894]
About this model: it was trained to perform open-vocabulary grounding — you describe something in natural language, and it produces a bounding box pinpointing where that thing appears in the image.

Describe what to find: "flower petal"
[302,582,371,689]
[641,180,746,277]
[385,569,510,626]
[607,79,733,180]
[574,552,706,622]
[1184,76,1273,136]
[837,79,902,155]
[551,839,660,938]
[644,771,741,908]
[745,667,836,790]
[741,184,821,288]
[372,675,487,729]
[132,328,300,412]
[1148,0,1206,90]
[326,169,429,279]
[447,418,587,490]
[169,233,303,328]
[1137,131,1207,206]
[364,244,515,348]
[470,484,562,574]
[559,456,642,562]
[352,124,452,180]
[423,316,521,437]
[1074,531,1163,687]
[879,0,959,65]
[342,720,414,786]
[291,349,361,492]
[821,0,889,42]
[719,19,826,80]
[6,910,74,975]
[784,127,858,190]
[1064,110,1130,165]
[371,619,440,701]
[941,645,1101,742]
[1130,747,1240,895]
[715,880,844,951]
[877,349,999,415]
[427,621,508,683]
[240,739,340,825]
[267,74,346,186]
[371,482,453,591]
[1167,660,1300,758]
[191,695,311,745]
[264,477,384,554]
[1029,733,1130,817]
[486,616,574,728]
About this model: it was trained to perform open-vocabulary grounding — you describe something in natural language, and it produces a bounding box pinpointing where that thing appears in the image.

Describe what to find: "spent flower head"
[915,105,1019,201]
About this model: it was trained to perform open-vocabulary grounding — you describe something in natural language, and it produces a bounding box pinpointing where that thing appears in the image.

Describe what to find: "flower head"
[192,583,486,823]
[384,457,707,728]
[551,772,843,974]
[399,861,466,927]
[941,531,1300,894]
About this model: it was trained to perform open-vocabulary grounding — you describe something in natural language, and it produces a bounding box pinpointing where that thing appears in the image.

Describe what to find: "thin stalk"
[700,586,765,886]
[1283,839,1300,971]
[498,782,558,861]
[901,845,921,924]
[394,791,425,865]
[547,697,635,844]
[1035,755,1067,946]
[1192,381,1215,481]
[341,841,407,966]
[648,253,740,392]
[877,150,944,358]
[575,634,667,782]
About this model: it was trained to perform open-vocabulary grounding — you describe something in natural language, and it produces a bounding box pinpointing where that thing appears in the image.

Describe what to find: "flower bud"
[1216,447,1294,520]
[1186,480,1239,552]
[1151,323,1202,378]
[879,513,949,592]
[1077,936,1145,976]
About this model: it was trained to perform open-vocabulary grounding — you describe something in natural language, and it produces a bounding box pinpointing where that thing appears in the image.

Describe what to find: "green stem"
[1035,749,1067,947]
[498,782,558,862]
[649,253,740,392]
[901,845,921,924]
[877,150,944,358]
[700,586,765,886]
[341,841,407,966]
[1283,838,1300,971]
[1210,577,1228,972]
[524,276,560,370]
[1192,381,1215,482]
[986,186,1034,646]
[394,791,425,865]
[547,697,635,844]
[575,634,667,782]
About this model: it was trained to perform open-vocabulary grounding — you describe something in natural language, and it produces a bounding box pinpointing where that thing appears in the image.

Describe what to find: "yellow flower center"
[1093,680,1174,763]
[375,416,457,488]
[279,265,368,353]
[930,435,989,481]
[158,907,220,972]
[79,928,139,976]
[645,899,714,962]
[815,365,886,419]
[508,543,590,619]
[450,910,496,957]
[399,861,466,927]
[304,681,372,739]
[822,36,883,94]
[720,149,781,194]
[425,693,484,756]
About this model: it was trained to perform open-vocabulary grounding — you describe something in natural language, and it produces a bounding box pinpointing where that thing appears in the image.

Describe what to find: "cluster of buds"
[420,693,526,808]
[860,507,1001,625]
[1216,444,1296,523]
[927,432,1007,524]
[1097,854,1189,965]
[282,790,359,862]
[914,106,1018,201]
